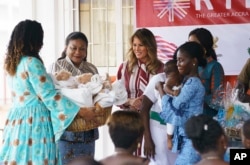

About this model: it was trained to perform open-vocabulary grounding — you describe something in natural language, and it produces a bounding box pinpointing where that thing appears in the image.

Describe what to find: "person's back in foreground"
[100,110,149,165]
[67,156,102,165]
[185,114,228,165]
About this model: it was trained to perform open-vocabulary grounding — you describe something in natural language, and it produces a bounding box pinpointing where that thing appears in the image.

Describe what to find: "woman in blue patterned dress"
[0,20,100,165]
[188,28,225,117]
[159,42,207,165]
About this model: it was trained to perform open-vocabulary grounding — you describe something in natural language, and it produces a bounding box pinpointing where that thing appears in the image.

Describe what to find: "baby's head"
[242,119,250,148]
[55,70,72,81]
[76,73,93,84]
[164,59,178,76]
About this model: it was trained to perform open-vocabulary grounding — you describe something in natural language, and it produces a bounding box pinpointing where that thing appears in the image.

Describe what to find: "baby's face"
[164,64,178,76]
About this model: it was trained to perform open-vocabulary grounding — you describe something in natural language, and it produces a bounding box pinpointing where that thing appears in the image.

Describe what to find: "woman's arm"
[237,59,250,103]
[140,95,155,159]
[140,74,163,159]
[236,81,250,103]
[205,63,224,108]
[155,81,165,98]
[171,77,203,109]
[25,57,79,140]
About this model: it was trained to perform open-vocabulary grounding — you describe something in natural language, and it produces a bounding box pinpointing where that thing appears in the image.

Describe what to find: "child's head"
[242,119,250,148]
[107,110,144,151]
[185,114,227,156]
[163,59,183,93]
[163,59,178,76]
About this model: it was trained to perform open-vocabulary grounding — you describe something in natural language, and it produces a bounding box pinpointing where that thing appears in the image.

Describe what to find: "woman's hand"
[123,96,143,111]
[129,97,142,111]
[236,82,250,103]
[143,133,155,159]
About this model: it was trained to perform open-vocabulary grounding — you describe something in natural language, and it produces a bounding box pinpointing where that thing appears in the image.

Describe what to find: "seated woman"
[100,110,149,165]
[185,114,228,165]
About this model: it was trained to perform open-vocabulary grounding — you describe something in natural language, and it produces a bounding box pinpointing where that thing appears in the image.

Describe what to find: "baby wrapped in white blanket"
[50,70,127,107]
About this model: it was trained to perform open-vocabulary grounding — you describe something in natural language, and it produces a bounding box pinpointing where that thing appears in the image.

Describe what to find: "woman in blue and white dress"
[159,42,207,165]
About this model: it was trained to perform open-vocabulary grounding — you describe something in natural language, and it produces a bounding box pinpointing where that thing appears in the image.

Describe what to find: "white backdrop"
[148,24,250,75]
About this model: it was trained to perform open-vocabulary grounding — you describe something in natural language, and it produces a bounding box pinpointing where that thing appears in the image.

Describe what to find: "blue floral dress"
[0,56,79,165]
[160,77,205,165]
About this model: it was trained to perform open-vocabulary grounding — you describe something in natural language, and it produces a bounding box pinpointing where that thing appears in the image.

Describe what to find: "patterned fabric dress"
[117,60,164,155]
[0,56,79,165]
[198,57,224,117]
[50,56,99,164]
[160,77,205,165]
[117,61,164,100]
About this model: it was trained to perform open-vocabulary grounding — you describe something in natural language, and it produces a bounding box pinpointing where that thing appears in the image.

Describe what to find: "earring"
[137,143,141,148]
[193,63,195,66]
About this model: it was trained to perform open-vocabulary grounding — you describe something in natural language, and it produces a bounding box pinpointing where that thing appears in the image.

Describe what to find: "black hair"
[4,19,44,75]
[172,47,179,60]
[178,41,207,67]
[164,59,178,75]
[188,28,217,61]
[58,31,88,61]
[185,114,225,154]
[107,110,144,149]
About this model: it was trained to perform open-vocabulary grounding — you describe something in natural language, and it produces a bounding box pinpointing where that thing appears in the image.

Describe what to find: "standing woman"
[117,28,164,156]
[0,20,98,164]
[160,42,207,165]
[50,32,99,164]
[188,28,225,117]
[117,28,164,111]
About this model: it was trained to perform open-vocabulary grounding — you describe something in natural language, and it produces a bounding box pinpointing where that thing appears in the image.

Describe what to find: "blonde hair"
[126,28,162,75]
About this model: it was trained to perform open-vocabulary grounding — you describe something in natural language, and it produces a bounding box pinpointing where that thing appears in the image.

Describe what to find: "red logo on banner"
[136,0,250,27]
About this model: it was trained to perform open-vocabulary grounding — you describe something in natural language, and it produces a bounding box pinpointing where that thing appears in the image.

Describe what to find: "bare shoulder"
[100,155,150,165]
[195,160,229,165]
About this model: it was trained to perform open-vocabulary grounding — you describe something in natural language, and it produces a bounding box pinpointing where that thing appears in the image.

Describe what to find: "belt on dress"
[150,111,166,125]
